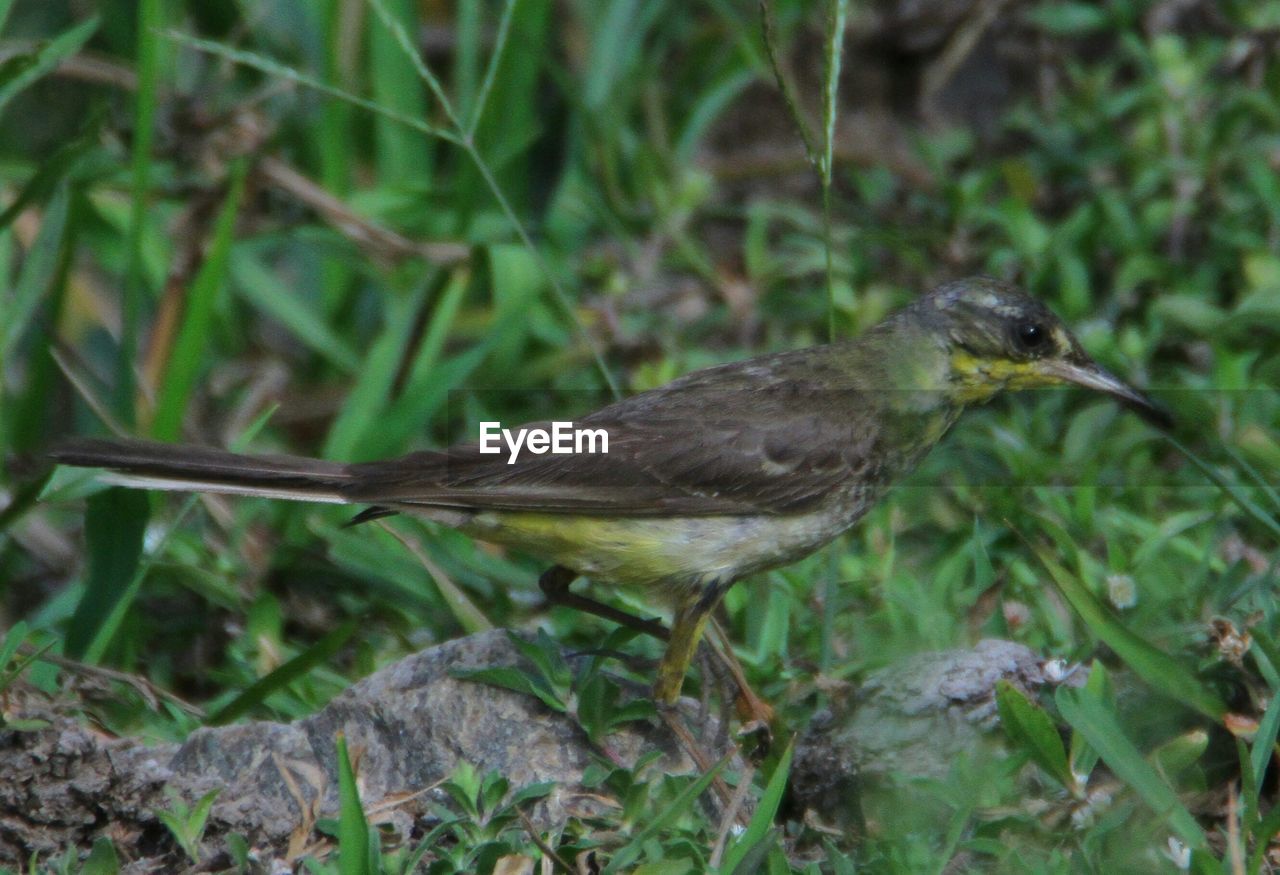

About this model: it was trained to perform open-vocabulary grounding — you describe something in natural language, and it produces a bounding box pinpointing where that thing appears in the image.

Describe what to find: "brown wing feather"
[344,350,882,516]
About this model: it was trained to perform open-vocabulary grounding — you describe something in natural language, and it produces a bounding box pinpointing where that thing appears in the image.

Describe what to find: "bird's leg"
[707,618,776,759]
[541,566,743,819]
[538,565,670,642]
[543,566,773,759]
[654,585,779,765]
[653,584,728,706]
[653,583,756,825]
[655,708,744,824]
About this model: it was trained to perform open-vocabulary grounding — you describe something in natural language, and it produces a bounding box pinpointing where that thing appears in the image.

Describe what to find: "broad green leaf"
[995,680,1074,792]
[1150,730,1209,783]
[81,836,120,875]
[449,665,566,713]
[155,788,219,862]
[507,629,571,689]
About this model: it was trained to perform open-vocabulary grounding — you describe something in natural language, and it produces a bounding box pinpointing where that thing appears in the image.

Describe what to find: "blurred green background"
[2,0,1279,870]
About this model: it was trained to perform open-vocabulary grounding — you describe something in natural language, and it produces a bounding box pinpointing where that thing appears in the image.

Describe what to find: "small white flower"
[1043,658,1077,684]
[1107,574,1137,609]
[1087,786,1113,808]
[1164,837,1191,870]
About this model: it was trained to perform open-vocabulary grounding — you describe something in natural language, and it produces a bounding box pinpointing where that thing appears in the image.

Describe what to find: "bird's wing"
[344,354,884,516]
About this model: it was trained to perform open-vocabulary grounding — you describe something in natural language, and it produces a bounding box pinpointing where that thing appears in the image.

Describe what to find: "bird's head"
[916,277,1171,428]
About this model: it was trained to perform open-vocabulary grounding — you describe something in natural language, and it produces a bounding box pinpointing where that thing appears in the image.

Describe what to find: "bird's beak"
[1038,357,1174,430]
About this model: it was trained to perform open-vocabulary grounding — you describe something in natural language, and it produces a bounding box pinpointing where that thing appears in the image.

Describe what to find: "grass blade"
[0,468,51,534]
[0,181,69,362]
[0,16,98,119]
[0,621,27,673]
[1032,542,1226,721]
[1169,436,1280,540]
[367,0,431,185]
[1224,444,1280,513]
[170,20,619,397]
[206,618,359,725]
[321,283,427,460]
[0,116,97,233]
[376,520,494,635]
[229,250,360,372]
[1251,684,1280,792]
[760,1,817,163]
[336,732,372,875]
[165,30,460,143]
[1057,683,1206,850]
[119,0,161,424]
[150,160,248,441]
[64,488,150,660]
[720,741,794,873]
[602,752,731,874]
[464,0,519,138]
[366,0,619,397]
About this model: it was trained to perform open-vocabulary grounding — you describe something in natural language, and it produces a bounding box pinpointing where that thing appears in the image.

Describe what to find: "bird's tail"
[49,437,353,504]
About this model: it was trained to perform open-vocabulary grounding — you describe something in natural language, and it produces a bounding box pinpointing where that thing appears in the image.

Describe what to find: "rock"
[791,639,1052,833]
[0,717,175,861]
[0,630,713,867]
[170,630,705,845]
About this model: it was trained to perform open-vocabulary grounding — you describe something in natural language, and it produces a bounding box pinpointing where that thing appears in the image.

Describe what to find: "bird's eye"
[1013,322,1048,353]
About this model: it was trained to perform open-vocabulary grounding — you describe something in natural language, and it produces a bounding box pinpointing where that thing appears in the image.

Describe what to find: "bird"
[50,276,1171,707]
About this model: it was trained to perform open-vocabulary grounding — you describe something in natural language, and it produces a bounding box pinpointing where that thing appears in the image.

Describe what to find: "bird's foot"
[655,700,749,827]
[735,717,774,765]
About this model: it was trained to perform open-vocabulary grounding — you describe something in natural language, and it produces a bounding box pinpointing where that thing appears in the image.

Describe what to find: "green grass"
[2,0,1279,871]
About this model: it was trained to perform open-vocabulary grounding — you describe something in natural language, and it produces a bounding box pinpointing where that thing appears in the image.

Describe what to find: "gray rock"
[171,629,703,844]
[792,639,1052,832]
[0,717,176,860]
[0,630,710,867]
